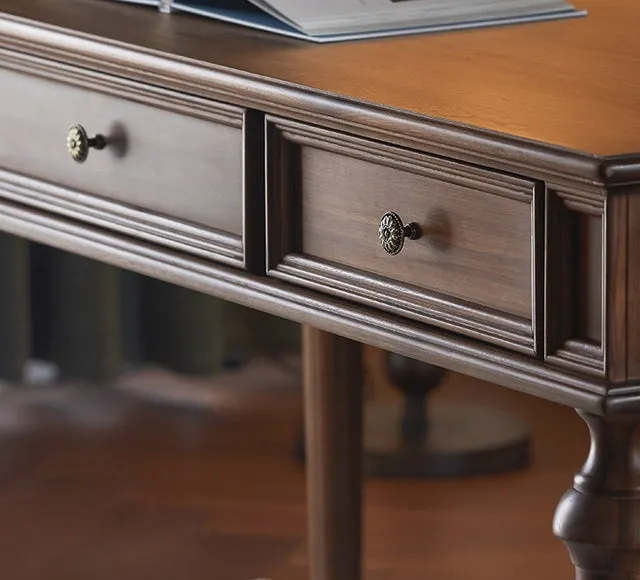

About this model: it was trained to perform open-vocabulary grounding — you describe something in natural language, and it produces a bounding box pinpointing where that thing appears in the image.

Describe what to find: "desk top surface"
[1,0,638,157]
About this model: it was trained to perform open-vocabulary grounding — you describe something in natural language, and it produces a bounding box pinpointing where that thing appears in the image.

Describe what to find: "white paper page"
[247,0,303,30]
[257,0,576,36]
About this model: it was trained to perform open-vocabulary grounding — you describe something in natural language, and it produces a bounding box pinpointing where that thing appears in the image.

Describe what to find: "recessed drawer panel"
[267,117,541,354]
[0,64,255,268]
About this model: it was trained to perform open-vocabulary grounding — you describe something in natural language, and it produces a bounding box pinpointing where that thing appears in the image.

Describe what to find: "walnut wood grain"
[1,0,639,158]
[302,325,362,580]
[600,185,640,390]
[606,194,629,384]
[267,118,538,354]
[0,170,245,268]
[0,64,245,245]
[0,0,640,206]
[300,126,534,318]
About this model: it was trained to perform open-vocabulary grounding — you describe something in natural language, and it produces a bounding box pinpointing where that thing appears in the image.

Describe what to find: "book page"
[248,0,302,30]
[258,0,575,35]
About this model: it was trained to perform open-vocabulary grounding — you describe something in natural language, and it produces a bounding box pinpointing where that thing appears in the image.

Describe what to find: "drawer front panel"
[0,65,249,266]
[267,118,541,354]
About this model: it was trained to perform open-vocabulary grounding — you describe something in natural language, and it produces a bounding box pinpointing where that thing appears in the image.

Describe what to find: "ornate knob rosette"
[378,211,421,255]
[66,124,106,163]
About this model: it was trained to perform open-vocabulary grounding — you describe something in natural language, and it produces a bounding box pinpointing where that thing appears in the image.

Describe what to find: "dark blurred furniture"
[1,1,640,578]
[364,353,531,478]
[295,352,532,478]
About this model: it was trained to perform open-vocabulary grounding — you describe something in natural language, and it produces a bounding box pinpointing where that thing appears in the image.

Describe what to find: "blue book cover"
[108,0,586,43]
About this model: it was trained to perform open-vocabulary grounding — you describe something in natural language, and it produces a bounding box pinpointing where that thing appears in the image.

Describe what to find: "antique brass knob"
[378,212,421,255]
[66,124,106,163]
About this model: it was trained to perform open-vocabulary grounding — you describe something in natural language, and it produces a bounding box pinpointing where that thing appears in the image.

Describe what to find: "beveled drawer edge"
[547,341,605,378]
[0,169,244,267]
[0,47,244,128]
[273,255,535,355]
[0,50,264,272]
[555,185,606,215]
[544,186,607,378]
[265,117,541,356]
[271,116,535,203]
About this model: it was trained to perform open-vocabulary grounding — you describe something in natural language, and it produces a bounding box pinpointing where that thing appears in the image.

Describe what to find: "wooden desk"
[0,1,639,577]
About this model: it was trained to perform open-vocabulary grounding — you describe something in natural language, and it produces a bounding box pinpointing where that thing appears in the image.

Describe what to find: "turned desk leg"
[553,411,640,579]
[302,325,363,580]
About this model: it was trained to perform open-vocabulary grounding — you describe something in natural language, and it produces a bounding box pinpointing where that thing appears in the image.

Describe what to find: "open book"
[111,0,586,43]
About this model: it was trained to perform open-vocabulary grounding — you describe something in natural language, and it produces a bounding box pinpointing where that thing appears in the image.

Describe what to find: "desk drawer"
[0,65,253,268]
[267,118,541,354]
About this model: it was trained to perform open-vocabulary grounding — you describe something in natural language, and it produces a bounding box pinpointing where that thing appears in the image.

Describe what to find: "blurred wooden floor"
[0,363,586,580]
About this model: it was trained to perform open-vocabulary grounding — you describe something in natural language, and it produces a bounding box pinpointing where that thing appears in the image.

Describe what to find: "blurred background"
[0,236,586,580]
[0,235,300,382]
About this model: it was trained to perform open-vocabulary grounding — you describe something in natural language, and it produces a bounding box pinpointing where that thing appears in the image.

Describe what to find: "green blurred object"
[142,276,224,376]
[0,235,301,384]
[48,250,123,381]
